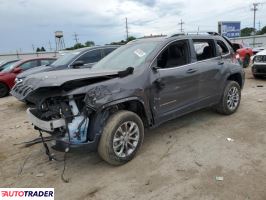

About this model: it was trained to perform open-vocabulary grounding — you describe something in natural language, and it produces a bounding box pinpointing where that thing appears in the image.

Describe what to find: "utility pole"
[32,44,35,52]
[48,40,52,51]
[251,3,259,47]
[73,32,79,44]
[178,19,185,33]
[125,17,129,41]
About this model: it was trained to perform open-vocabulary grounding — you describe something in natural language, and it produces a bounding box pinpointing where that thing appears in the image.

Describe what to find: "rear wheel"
[216,81,241,115]
[0,82,9,98]
[243,54,250,68]
[98,110,144,165]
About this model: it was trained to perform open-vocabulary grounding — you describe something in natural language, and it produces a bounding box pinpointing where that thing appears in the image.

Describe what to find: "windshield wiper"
[118,67,134,78]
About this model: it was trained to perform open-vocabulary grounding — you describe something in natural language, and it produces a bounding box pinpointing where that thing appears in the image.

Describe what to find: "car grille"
[255,55,266,63]
[11,82,33,99]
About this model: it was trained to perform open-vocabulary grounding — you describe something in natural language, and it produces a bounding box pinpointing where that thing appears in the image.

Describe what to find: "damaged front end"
[27,95,104,152]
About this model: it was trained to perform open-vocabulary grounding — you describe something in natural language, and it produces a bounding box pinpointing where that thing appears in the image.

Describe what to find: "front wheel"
[98,110,144,165]
[216,81,241,115]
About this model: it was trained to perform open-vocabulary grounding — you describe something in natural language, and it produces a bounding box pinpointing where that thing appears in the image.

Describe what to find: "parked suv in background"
[251,49,266,78]
[13,33,244,165]
[14,45,120,84]
[0,57,55,97]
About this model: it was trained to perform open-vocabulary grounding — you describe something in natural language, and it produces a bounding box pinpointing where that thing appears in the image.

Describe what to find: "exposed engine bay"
[28,95,92,147]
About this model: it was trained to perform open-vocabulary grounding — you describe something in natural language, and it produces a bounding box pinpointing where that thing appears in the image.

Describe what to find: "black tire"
[216,81,241,115]
[0,82,9,98]
[243,54,250,68]
[98,110,144,166]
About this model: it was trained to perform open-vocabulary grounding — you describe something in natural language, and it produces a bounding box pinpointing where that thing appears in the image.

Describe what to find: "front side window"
[217,40,229,55]
[76,50,102,64]
[193,39,216,61]
[157,40,190,69]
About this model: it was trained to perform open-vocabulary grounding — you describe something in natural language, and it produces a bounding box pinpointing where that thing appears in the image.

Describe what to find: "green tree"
[240,27,256,37]
[257,26,266,35]
[85,41,95,47]
[73,43,85,49]
[36,47,41,52]
[126,36,136,42]
[40,46,46,51]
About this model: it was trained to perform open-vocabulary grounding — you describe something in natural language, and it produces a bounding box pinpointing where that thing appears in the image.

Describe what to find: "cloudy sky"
[0,0,265,53]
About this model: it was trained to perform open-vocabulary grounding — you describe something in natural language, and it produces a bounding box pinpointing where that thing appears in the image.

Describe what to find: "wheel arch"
[227,73,243,89]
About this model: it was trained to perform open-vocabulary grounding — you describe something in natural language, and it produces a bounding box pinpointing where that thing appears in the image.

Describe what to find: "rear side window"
[76,49,102,64]
[157,40,190,69]
[20,60,39,70]
[193,39,216,61]
[217,40,229,55]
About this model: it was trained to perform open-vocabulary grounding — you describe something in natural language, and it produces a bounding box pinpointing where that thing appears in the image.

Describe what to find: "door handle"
[154,78,165,89]
[186,69,198,74]
[218,61,224,65]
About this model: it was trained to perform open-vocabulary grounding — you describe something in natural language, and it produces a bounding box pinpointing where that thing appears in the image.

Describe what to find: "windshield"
[94,41,159,71]
[1,62,18,72]
[50,51,80,66]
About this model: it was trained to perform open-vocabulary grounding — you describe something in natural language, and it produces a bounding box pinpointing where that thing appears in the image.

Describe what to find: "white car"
[251,49,266,78]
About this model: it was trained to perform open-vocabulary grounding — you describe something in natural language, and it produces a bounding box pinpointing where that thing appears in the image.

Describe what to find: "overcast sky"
[0,0,265,53]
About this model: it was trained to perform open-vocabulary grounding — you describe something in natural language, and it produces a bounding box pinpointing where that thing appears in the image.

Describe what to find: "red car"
[0,57,56,97]
[232,42,253,68]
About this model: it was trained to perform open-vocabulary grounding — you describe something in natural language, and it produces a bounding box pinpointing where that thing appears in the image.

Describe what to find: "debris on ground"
[258,99,263,103]
[215,176,224,181]
[226,138,234,142]
[195,161,203,167]
[257,85,264,88]
[36,173,44,177]
[15,125,21,128]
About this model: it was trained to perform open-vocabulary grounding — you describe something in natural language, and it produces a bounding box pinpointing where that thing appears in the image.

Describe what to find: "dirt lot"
[0,69,266,200]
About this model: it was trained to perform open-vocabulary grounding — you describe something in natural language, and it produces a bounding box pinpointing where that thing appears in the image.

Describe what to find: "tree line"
[240,25,266,37]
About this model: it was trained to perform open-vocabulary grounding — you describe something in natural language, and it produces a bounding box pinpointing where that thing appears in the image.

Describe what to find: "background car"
[0,59,20,71]
[232,42,253,68]
[0,57,56,97]
[15,45,120,84]
[251,49,266,79]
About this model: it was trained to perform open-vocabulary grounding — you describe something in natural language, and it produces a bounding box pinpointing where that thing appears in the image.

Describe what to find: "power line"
[178,19,185,32]
[73,32,79,44]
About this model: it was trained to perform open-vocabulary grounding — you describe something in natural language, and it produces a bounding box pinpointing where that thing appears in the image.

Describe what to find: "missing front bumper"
[27,108,66,132]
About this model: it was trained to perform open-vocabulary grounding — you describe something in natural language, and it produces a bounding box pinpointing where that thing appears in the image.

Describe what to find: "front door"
[151,40,200,124]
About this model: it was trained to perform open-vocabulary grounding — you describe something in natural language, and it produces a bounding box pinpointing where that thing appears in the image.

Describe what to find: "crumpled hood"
[23,68,119,90]
[17,65,65,79]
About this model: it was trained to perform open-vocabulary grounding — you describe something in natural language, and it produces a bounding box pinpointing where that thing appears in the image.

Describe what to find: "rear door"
[192,39,222,103]
[151,39,201,123]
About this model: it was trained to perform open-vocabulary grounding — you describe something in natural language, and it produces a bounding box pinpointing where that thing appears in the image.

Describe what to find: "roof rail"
[170,32,220,37]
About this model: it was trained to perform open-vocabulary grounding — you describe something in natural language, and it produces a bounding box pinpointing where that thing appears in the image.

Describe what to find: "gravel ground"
[0,69,266,200]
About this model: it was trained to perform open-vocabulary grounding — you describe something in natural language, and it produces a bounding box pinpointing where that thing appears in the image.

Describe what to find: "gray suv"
[13,33,245,165]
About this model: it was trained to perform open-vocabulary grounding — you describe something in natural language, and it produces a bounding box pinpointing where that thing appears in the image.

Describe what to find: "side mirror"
[13,67,22,74]
[71,60,85,68]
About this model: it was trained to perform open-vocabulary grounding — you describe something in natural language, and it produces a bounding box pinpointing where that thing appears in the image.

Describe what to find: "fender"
[100,96,153,125]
